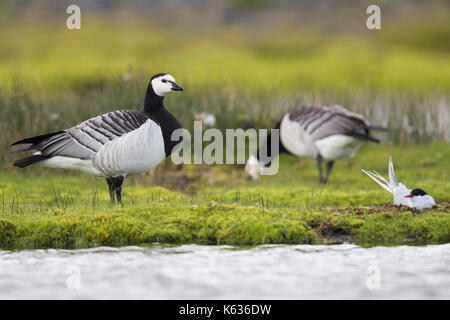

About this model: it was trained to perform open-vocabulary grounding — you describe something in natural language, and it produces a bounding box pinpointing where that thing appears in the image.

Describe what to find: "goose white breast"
[94,119,165,176]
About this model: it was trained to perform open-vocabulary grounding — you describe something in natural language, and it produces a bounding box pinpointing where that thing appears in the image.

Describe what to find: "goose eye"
[161,79,167,83]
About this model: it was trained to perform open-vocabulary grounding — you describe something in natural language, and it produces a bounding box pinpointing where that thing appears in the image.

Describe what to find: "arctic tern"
[362,156,435,210]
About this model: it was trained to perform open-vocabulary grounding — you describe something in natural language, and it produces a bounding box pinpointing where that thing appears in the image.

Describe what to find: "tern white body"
[410,195,436,210]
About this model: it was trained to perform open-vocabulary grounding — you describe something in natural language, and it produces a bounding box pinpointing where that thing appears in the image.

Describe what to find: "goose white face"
[245,155,263,180]
[151,74,183,97]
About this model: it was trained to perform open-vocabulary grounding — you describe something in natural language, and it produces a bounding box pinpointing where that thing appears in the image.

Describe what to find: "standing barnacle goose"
[11,73,184,204]
[246,104,386,183]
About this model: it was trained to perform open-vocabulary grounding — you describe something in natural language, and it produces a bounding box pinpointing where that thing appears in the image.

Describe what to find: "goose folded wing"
[290,105,374,141]
[22,110,150,159]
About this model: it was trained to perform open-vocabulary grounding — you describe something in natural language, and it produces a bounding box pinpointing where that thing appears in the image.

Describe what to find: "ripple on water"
[0,243,449,299]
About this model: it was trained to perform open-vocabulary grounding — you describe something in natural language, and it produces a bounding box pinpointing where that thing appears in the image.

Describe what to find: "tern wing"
[362,169,393,193]
[388,156,398,187]
[372,170,391,187]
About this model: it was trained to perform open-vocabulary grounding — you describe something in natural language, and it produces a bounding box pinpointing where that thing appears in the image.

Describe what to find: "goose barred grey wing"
[288,105,378,142]
[12,110,150,159]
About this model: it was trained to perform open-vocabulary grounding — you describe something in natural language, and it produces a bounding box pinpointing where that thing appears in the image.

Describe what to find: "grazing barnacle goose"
[246,104,386,183]
[11,73,184,204]
[362,156,435,210]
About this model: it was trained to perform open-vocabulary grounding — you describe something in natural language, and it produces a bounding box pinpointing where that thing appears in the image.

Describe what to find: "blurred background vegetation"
[0,0,449,166]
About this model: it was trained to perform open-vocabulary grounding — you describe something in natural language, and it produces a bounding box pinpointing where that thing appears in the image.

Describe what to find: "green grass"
[0,143,448,249]
[1,19,449,93]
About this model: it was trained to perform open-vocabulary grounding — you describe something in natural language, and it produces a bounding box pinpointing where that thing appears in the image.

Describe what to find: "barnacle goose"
[11,73,184,204]
[246,104,386,183]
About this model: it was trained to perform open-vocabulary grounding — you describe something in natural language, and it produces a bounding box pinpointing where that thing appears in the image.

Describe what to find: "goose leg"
[323,161,335,184]
[316,155,325,184]
[106,178,115,204]
[111,176,125,205]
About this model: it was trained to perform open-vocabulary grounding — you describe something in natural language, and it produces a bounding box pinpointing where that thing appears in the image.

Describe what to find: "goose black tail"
[365,125,387,143]
[11,131,65,148]
[350,132,381,143]
[363,135,381,143]
[13,155,50,168]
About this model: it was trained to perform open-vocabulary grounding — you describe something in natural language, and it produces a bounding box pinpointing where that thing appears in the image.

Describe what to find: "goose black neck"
[142,83,183,157]
[144,85,164,114]
[256,121,291,166]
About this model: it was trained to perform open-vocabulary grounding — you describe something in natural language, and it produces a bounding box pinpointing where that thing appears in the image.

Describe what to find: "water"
[0,243,449,299]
